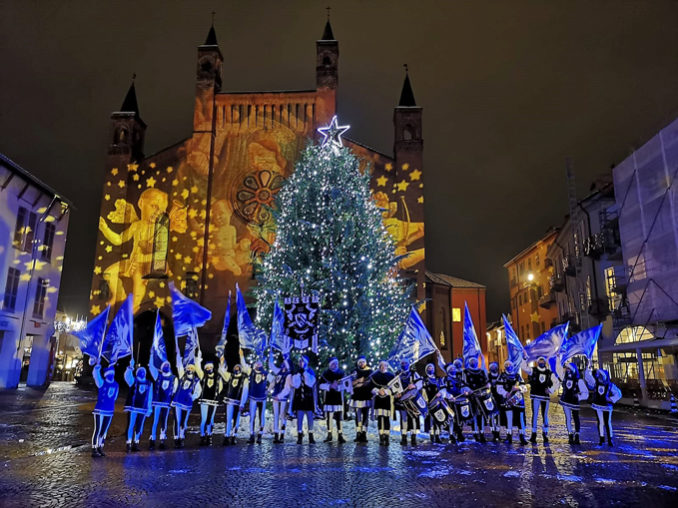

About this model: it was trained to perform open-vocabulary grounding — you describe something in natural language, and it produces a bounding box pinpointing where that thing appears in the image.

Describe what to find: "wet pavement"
[0,383,677,507]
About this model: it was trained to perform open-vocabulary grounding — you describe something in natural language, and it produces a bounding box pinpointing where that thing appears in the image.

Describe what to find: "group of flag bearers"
[79,284,621,458]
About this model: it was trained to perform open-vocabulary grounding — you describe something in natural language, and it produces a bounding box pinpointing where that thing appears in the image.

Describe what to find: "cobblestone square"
[1,383,677,507]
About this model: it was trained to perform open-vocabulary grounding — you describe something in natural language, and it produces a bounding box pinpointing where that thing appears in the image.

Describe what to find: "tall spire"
[321,6,335,40]
[204,11,218,45]
[120,74,139,115]
[398,64,416,107]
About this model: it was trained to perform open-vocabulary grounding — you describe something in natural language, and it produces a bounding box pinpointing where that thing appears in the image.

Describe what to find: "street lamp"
[527,273,535,282]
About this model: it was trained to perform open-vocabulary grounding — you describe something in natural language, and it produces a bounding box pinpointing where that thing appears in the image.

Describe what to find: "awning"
[598,335,678,353]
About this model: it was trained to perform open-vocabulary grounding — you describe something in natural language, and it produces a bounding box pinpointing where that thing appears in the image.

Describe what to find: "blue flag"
[524,322,569,362]
[215,291,232,358]
[102,294,134,365]
[236,283,267,355]
[182,326,199,368]
[389,307,444,368]
[559,323,602,365]
[502,314,525,370]
[150,310,168,372]
[169,282,212,337]
[74,306,110,361]
[463,302,485,368]
[270,299,291,355]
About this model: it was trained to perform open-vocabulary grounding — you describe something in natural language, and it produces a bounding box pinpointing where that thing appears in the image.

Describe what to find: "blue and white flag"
[502,314,525,370]
[270,299,291,356]
[74,306,110,362]
[463,302,485,369]
[150,310,168,372]
[236,283,267,356]
[169,282,212,338]
[389,307,444,368]
[101,294,134,365]
[559,323,602,366]
[182,326,199,368]
[524,322,569,362]
[215,291,232,358]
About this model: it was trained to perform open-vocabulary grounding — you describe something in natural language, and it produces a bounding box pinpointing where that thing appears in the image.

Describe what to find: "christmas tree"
[254,118,411,366]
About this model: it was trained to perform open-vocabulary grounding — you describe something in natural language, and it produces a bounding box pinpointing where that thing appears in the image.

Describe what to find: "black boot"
[324,433,333,443]
[492,431,500,443]
[505,434,513,444]
[297,432,303,444]
[223,436,230,446]
[435,435,442,444]
[149,439,155,451]
[338,433,346,444]
[279,433,285,443]
[308,433,315,444]
[479,433,487,443]
[362,431,368,443]
[599,435,605,446]
[200,435,207,446]
[158,439,166,450]
[132,441,140,452]
[401,435,408,446]
[179,438,185,449]
[91,448,100,458]
[379,434,385,446]
[273,433,280,443]
[97,446,106,457]
[573,433,581,445]
[248,434,255,444]
[384,434,390,446]
[174,438,181,449]
[542,432,549,444]
[126,442,132,453]
[568,433,574,445]
[448,433,457,444]
[607,436,614,447]
[529,432,537,444]
[230,436,236,446]
[256,434,262,444]
[457,431,465,443]
[411,434,417,446]
[354,432,362,443]
[519,434,528,445]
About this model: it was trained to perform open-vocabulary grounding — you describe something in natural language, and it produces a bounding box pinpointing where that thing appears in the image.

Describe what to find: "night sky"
[2,0,678,320]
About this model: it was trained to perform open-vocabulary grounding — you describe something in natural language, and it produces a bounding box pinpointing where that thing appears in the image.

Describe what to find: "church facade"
[89,21,427,346]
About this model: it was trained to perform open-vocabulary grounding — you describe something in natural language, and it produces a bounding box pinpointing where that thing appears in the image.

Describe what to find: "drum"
[403,391,428,418]
[429,397,455,426]
[474,387,499,420]
[505,389,525,409]
[453,395,474,424]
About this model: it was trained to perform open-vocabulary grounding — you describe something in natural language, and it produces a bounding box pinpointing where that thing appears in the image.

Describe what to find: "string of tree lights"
[254,118,411,367]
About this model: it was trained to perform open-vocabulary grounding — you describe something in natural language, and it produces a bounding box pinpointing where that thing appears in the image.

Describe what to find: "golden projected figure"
[99,188,169,309]
[372,191,425,269]
[209,199,252,276]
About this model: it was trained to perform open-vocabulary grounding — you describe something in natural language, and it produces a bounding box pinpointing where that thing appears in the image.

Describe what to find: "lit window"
[452,308,461,322]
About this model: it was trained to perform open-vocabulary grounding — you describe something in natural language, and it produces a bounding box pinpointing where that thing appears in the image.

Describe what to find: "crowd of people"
[90,352,621,457]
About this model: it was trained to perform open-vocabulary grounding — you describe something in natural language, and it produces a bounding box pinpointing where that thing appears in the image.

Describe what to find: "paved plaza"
[0,383,677,507]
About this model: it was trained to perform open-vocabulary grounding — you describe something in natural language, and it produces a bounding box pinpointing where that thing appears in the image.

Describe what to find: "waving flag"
[169,282,212,337]
[150,310,168,372]
[502,314,525,370]
[389,307,444,368]
[236,283,267,355]
[270,299,291,355]
[463,302,485,369]
[215,291,232,358]
[74,306,110,361]
[182,326,200,368]
[524,322,569,362]
[101,294,134,365]
[559,323,602,366]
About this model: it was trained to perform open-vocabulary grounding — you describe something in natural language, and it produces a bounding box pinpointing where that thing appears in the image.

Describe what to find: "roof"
[321,20,335,40]
[205,25,218,46]
[503,226,559,267]
[120,82,140,116]
[0,153,74,208]
[426,271,486,289]
[344,137,393,161]
[398,72,417,107]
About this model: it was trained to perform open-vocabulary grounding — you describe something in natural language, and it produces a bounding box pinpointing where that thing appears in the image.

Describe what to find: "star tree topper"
[317,115,350,153]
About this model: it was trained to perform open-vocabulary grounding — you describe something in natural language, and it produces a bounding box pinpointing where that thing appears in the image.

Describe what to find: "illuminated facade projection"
[89,21,442,351]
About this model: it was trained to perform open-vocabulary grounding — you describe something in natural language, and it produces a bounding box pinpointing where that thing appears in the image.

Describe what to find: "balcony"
[550,273,564,292]
[583,233,604,259]
[588,297,610,318]
[539,291,556,309]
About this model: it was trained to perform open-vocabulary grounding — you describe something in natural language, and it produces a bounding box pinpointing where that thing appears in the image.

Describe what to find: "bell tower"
[109,78,146,162]
[315,13,338,125]
[194,22,223,132]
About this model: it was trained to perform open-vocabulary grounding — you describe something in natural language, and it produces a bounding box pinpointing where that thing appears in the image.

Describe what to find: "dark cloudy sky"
[2,0,678,319]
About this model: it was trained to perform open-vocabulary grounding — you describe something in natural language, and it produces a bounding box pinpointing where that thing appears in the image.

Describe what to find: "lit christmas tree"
[254,117,411,366]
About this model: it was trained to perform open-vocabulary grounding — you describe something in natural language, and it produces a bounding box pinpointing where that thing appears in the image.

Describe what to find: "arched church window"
[150,213,169,274]
[323,56,331,66]
[115,127,128,144]
[403,125,414,141]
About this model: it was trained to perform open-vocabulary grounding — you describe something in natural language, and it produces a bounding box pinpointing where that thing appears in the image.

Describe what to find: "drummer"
[370,361,395,446]
[444,363,468,443]
[350,356,373,443]
[487,362,503,443]
[394,359,423,446]
[464,357,491,443]
[496,360,528,445]
[423,363,446,444]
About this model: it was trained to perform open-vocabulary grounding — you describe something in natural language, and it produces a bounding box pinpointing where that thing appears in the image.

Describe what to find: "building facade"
[88,21,428,350]
[425,271,487,364]
[504,228,559,347]
[485,319,507,367]
[0,154,71,388]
